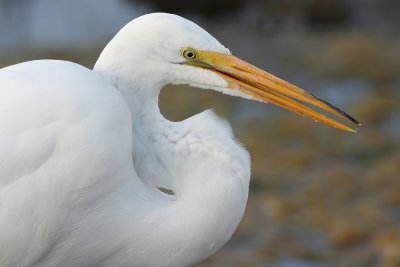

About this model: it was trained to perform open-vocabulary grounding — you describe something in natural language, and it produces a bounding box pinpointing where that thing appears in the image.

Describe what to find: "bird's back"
[0,60,134,267]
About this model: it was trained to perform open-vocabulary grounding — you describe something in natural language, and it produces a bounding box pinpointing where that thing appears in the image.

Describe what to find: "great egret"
[0,13,358,267]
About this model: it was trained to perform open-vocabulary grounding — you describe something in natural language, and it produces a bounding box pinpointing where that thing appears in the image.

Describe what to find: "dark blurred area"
[1,1,399,267]
[127,0,245,19]
[127,0,400,32]
[129,0,353,27]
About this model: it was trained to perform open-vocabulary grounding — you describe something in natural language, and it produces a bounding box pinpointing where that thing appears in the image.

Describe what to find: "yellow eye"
[182,49,197,60]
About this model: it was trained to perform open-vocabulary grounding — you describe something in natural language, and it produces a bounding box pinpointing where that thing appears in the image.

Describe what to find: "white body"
[0,13,250,267]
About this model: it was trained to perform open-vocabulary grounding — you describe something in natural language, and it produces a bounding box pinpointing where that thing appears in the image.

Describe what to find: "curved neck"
[93,60,249,266]
[94,59,174,189]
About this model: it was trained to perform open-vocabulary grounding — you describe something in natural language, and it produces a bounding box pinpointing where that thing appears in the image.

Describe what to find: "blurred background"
[1,0,399,266]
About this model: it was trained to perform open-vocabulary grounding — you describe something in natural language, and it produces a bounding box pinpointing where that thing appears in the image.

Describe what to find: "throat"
[119,82,181,192]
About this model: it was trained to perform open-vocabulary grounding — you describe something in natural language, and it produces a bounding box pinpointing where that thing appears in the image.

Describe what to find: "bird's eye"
[182,49,197,60]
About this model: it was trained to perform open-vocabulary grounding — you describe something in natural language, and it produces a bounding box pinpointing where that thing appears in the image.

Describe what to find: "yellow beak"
[186,50,360,132]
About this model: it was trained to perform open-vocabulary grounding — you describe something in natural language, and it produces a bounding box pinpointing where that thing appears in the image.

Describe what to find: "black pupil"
[186,51,194,58]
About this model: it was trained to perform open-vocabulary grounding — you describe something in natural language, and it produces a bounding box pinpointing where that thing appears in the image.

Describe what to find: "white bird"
[0,13,359,267]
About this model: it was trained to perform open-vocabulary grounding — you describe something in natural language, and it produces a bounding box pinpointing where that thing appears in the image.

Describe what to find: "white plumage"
[0,13,357,267]
[0,14,249,267]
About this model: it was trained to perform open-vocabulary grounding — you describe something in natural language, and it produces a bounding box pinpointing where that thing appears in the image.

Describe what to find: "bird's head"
[95,13,359,131]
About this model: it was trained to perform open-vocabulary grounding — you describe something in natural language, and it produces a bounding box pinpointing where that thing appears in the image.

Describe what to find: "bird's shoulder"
[0,60,132,188]
[0,59,124,111]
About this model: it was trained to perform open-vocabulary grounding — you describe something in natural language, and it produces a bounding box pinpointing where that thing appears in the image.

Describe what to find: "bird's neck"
[94,59,181,190]
[93,64,249,266]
